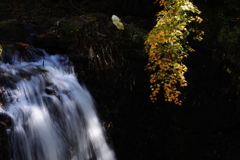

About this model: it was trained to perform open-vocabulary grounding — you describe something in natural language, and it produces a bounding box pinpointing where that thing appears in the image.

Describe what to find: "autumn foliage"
[145,0,204,105]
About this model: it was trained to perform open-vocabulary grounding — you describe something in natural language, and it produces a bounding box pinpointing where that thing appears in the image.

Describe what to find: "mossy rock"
[53,13,147,90]
[57,13,147,74]
[59,15,97,36]
[0,19,16,30]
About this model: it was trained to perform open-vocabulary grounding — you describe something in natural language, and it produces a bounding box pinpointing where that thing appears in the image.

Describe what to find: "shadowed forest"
[0,0,240,160]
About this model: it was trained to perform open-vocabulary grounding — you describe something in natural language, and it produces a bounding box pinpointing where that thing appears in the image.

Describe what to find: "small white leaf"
[111,15,124,30]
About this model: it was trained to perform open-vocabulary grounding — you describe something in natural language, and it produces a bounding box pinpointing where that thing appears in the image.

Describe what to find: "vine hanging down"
[145,0,204,105]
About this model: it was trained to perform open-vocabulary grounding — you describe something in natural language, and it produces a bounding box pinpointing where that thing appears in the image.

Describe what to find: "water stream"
[0,45,116,160]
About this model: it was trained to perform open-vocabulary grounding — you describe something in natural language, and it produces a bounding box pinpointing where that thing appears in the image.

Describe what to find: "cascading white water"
[0,46,116,160]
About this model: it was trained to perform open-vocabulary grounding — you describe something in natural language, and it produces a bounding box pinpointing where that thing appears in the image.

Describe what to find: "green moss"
[87,13,107,18]
[59,15,98,36]
[0,19,15,30]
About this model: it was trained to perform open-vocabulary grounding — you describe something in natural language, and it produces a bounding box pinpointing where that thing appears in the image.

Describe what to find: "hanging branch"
[145,0,204,105]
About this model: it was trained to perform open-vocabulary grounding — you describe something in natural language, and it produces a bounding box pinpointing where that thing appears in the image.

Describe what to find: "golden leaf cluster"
[146,0,203,105]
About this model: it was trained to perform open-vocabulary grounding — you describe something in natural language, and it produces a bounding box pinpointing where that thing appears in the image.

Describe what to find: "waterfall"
[0,45,116,160]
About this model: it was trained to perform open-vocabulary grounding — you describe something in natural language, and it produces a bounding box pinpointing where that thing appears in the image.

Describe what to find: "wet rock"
[45,88,60,99]
[24,24,36,30]
[26,34,39,45]
[0,113,13,129]
[0,112,12,159]
[0,120,11,160]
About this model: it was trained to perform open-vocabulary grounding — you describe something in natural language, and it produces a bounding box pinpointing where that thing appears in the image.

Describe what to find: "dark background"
[0,0,240,160]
